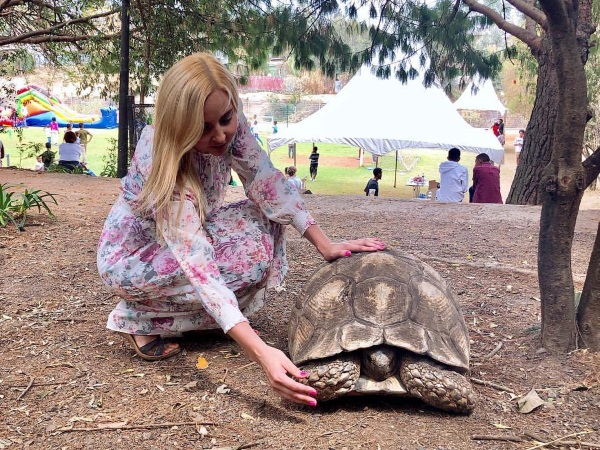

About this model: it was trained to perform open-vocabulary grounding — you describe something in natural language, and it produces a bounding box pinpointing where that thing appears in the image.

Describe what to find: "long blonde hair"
[136,52,239,228]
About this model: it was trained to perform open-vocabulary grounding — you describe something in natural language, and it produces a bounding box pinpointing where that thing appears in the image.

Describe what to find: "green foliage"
[15,141,43,169]
[0,183,57,231]
[100,138,118,178]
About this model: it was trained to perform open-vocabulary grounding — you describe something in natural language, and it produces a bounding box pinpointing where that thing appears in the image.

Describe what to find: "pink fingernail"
[345,250,351,257]
[309,399,317,406]
[310,389,317,397]
[299,371,308,377]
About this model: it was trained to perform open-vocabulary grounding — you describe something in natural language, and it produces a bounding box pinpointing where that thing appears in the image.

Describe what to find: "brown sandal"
[118,333,181,361]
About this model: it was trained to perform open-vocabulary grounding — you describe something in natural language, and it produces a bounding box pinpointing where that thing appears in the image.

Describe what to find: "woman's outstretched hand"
[303,225,386,262]
[228,322,318,406]
[319,237,386,262]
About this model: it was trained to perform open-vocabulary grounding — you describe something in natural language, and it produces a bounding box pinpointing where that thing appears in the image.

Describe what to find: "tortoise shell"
[289,250,470,371]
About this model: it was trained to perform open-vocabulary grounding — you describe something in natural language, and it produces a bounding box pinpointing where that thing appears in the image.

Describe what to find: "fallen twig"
[525,430,594,449]
[485,342,503,359]
[235,442,264,450]
[524,431,600,448]
[237,361,257,371]
[472,434,523,442]
[16,376,35,401]
[57,421,216,432]
[471,377,515,394]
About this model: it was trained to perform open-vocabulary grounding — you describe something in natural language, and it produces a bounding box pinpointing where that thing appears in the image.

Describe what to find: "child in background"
[34,155,45,171]
[41,142,55,169]
[44,125,51,143]
[286,166,302,191]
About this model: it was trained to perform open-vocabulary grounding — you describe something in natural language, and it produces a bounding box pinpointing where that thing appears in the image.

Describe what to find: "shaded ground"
[1,168,599,450]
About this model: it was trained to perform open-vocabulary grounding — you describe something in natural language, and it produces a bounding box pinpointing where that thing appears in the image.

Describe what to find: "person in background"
[57,131,82,172]
[44,124,52,143]
[470,153,503,204]
[285,166,302,191]
[498,118,505,136]
[364,167,382,197]
[33,155,45,171]
[514,129,525,166]
[21,103,29,127]
[0,137,4,167]
[491,120,500,137]
[96,52,385,407]
[77,123,93,164]
[272,120,278,134]
[41,142,55,169]
[309,146,320,181]
[252,120,264,147]
[437,148,468,202]
[49,117,60,145]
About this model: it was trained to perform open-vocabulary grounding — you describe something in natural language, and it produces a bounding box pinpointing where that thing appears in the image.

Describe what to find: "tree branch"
[505,0,547,29]
[583,146,600,189]
[9,31,122,45]
[0,8,119,47]
[462,0,542,51]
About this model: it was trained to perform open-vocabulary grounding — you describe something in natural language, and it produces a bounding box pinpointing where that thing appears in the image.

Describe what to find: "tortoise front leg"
[399,355,476,414]
[294,355,360,401]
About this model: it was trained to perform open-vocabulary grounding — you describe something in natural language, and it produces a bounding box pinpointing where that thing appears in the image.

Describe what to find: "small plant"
[100,138,118,177]
[15,141,43,168]
[0,183,58,231]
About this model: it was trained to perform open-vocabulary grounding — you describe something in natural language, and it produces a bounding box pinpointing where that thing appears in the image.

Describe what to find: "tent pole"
[394,150,398,188]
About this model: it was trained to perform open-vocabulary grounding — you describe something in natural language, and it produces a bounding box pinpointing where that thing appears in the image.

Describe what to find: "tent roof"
[453,79,507,114]
[267,67,504,163]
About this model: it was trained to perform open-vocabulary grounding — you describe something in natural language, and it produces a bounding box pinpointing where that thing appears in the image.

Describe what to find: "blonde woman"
[96,53,385,406]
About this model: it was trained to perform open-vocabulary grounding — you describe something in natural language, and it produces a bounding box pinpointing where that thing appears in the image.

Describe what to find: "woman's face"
[194,90,237,157]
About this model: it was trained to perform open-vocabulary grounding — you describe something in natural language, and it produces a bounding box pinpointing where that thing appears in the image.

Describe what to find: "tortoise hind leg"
[295,356,360,401]
[399,355,476,414]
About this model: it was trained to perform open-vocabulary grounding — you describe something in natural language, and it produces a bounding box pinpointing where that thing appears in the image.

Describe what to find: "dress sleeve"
[159,198,248,333]
[230,105,316,235]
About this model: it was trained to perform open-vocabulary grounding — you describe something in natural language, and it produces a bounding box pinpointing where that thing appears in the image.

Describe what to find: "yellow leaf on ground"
[196,357,210,370]
[241,412,255,421]
[493,423,512,429]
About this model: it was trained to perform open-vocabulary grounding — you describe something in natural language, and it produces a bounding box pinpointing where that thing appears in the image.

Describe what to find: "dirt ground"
[1,160,600,450]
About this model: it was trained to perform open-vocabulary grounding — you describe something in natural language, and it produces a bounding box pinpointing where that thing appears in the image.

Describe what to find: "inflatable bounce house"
[14,84,117,129]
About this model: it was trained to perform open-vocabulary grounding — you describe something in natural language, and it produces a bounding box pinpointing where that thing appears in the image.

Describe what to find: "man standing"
[77,123,93,164]
[364,168,382,197]
[437,148,468,202]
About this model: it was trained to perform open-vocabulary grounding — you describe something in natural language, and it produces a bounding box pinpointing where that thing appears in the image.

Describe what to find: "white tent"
[267,67,504,163]
[453,79,507,115]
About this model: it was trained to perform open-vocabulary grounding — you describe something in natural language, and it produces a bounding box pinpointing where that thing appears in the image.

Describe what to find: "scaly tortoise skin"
[288,250,476,413]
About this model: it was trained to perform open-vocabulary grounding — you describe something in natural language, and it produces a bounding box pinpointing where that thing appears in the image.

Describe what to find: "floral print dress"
[97,108,316,336]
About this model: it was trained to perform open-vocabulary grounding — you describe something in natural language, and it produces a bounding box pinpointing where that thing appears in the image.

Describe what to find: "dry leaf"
[517,389,545,413]
[240,412,255,421]
[492,423,512,429]
[196,357,210,370]
[216,384,230,394]
[156,384,165,392]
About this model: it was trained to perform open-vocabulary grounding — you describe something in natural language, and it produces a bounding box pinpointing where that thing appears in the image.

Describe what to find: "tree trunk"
[577,222,600,350]
[506,37,558,206]
[536,2,588,353]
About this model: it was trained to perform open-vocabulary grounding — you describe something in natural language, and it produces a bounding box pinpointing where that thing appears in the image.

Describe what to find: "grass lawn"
[1,127,509,200]
[0,126,118,174]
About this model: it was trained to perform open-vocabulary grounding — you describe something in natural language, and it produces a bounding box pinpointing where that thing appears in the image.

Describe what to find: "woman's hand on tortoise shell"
[321,238,386,262]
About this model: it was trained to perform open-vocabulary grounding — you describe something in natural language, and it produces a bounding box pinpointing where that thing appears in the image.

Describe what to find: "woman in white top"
[58,131,82,171]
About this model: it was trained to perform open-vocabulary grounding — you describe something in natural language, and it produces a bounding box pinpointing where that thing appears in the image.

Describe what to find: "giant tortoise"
[289,250,476,413]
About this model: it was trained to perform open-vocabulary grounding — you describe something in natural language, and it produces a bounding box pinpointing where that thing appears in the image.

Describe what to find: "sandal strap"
[138,336,166,357]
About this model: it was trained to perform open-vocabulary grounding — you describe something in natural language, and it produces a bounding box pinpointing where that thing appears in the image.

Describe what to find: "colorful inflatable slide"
[15,84,117,129]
